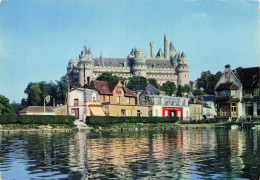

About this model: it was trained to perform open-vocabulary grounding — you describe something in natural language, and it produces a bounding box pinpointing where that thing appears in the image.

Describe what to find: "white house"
[67,88,105,121]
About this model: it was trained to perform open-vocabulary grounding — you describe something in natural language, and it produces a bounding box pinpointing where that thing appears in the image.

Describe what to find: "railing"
[244,94,253,99]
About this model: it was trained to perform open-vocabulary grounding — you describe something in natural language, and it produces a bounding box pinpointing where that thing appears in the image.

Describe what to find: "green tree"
[197,70,222,95]
[148,78,160,89]
[96,73,120,82]
[192,88,206,96]
[183,84,192,93]
[176,85,185,97]
[0,95,15,115]
[68,67,81,89]
[56,76,68,105]
[24,83,42,106]
[160,81,176,96]
[126,76,147,90]
[11,103,24,114]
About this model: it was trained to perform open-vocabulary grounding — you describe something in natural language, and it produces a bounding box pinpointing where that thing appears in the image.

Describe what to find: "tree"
[126,76,147,90]
[56,76,68,105]
[183,84,192,93]
[11,103,24,114]
[68,67,81,89]
[176,85,185,97]
[0,95,15,115]
[192,88,206,96]
[24,83,42,106]
[96,73,120,82]
[197,70,223,95]
[148,78,160,89]
[160,81,176,96]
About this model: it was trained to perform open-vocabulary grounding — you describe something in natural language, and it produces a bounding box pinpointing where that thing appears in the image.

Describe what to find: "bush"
[86,116,179,126]
[0,115,76,125]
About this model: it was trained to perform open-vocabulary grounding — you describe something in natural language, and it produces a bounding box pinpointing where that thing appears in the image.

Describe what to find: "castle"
[67,35,190,87]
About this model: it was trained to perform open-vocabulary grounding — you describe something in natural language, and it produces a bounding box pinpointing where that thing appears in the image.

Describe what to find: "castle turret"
[164,35,170,59]
[176,52,190,86]
[78,46,93,86]
[150,42,155,58]
[132,49,147,77]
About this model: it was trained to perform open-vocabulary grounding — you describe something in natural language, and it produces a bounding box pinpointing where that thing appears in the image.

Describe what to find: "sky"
[0,0,260,103]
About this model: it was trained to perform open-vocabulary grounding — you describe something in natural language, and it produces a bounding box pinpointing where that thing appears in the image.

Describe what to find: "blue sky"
[0,0,259,103]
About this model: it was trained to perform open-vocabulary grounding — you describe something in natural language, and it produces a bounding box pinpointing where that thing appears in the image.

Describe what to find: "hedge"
[86,116,179,126]
[0,115,76,125]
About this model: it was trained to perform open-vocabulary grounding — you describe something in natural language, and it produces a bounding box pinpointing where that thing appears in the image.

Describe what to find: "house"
[132,83,190,120]
[87,80,138,116]
[19,106,55,115]
[188,95,204,120]
[196,95,217,118]
[214,65,260,119]
[67,88,105,121]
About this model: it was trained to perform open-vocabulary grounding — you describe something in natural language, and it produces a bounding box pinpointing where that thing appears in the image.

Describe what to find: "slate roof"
[215,82,239,91]
[196,95,214,102]
[19,106,54,113]
[132,83,160,96]
[93,57,128,67]
[235,67,260,88]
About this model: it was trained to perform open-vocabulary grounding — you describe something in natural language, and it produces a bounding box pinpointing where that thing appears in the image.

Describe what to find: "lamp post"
[44,95,51,114]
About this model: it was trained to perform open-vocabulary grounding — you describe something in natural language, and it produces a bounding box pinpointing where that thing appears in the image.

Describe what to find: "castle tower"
[132,49,147,77]
[78,46,93,86]
[150,42,155,58]
[176,52,190,86]
[164,35,170,59]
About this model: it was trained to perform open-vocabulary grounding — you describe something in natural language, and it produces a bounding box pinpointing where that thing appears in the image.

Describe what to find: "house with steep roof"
[19,106,55,115]
[88,80,138,116]
[214,65,260,119]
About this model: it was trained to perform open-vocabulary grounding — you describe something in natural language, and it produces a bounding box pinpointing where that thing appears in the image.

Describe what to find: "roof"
[93,57,128,67]
[89,80,135,97]
[19,106,54,114]
[89,80,113,95]
[132,83,160,96]
[196,95,214,102]
[216,82,239,91]
[235,67,260,88]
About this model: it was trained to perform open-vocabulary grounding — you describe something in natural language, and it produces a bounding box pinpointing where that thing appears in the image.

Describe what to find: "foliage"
[160,81,176,96]
[23,76,69,107]
[148,78,160,89]
[192,88,206,96]
[10,103,24,114]
[0,95,15,115]
[196,70,222,95]
[0,115,76,125]
[86,116,178,126]
[68,67,81,89]
[96,73,125,82]
[126,76,147,90]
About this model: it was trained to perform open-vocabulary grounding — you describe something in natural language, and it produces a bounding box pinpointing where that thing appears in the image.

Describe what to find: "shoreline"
[1,122,259,134]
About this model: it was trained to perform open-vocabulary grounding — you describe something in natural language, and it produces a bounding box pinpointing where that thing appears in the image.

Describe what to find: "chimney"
[225,64,231,69]
[150,42,155,58]
[164,35,169,59]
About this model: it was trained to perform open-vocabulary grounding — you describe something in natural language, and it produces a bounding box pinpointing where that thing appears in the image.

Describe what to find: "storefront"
[162,107,183,120]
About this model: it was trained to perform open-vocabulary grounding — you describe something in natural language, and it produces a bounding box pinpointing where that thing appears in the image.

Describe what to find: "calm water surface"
[0,129,260,179]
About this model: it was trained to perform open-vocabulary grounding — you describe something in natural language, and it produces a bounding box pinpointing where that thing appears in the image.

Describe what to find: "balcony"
[243,94,253,100]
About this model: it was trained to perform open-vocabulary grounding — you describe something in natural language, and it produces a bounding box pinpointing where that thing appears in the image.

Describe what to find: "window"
[137,110,141,117]
[103,95,106,102]
[74,99,79,106]
[231,90,236,97]
[127,97,130,104]
[258,103,260,116]
[121,109,126,116]
[220,106,229,116]
[93,97,96,102]
[117,96,120,104]
[231,103,237,116]
[254,88,260,95]
[155,109,158,116]
[245,103,253,116]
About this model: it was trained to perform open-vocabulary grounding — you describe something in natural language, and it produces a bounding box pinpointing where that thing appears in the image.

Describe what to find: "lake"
[0,129,260,179]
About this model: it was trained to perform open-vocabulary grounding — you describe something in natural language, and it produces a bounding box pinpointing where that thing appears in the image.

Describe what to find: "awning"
[89,106,105,116]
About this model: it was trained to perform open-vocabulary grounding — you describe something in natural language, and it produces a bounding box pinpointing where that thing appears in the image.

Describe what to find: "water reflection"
[0,129,260,179]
